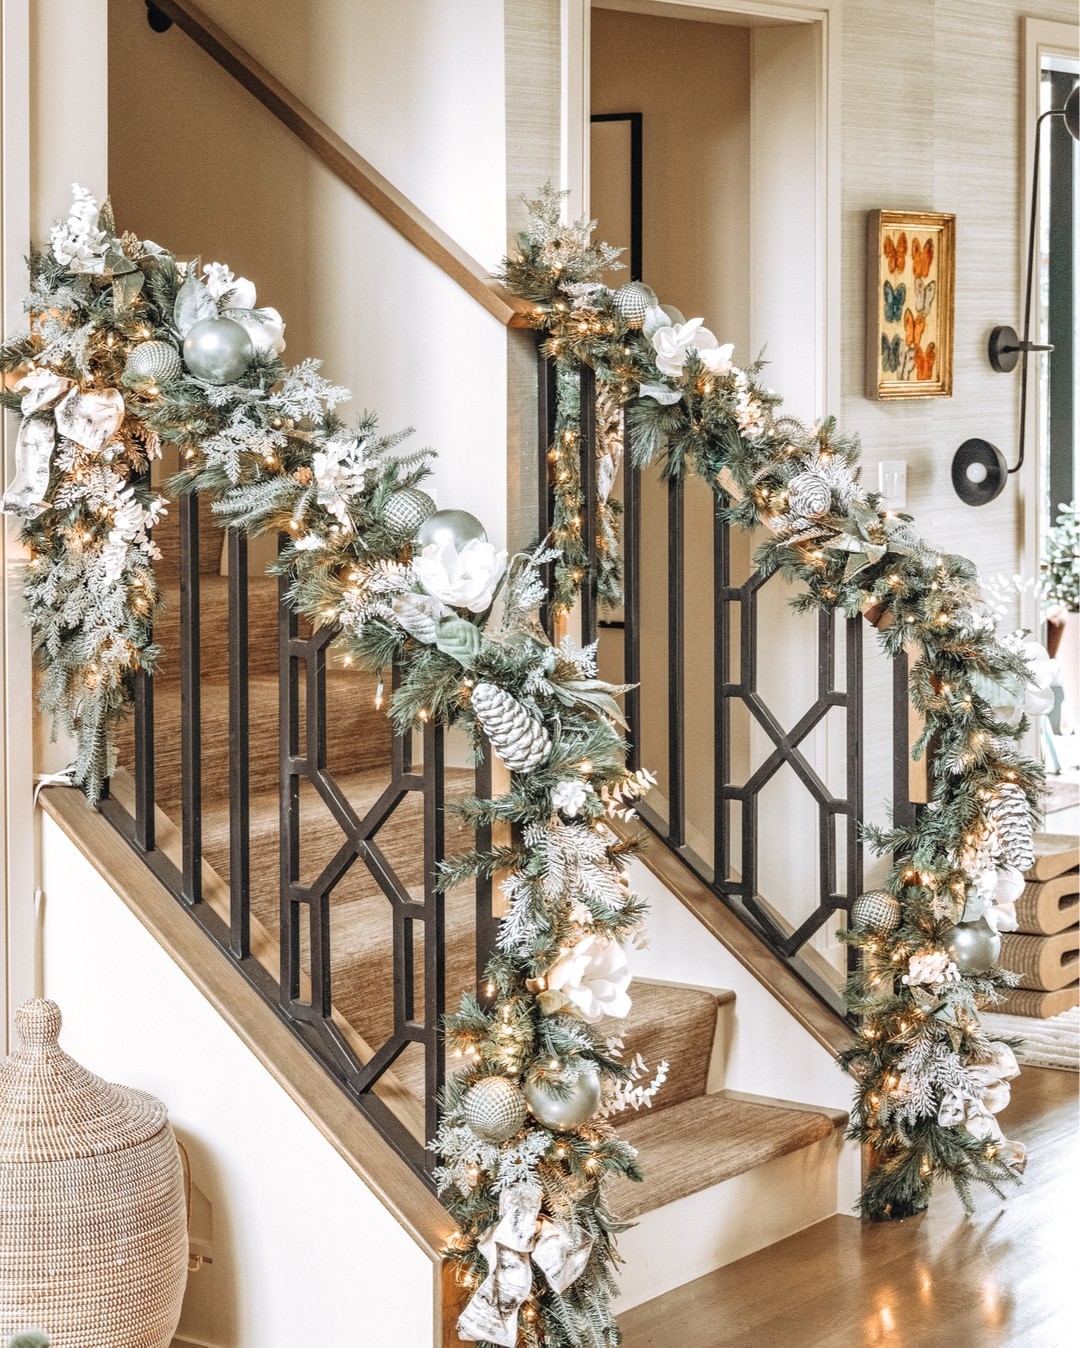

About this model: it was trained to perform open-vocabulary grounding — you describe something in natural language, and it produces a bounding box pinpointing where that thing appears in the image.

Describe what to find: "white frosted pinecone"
[787,470,833,518]
[986,782,1035,874]
[471,682,551,773]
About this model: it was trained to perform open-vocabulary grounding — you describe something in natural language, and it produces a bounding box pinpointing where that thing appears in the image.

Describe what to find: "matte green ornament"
[946,916,1001,976]
[524,1065,601,1131]
[415,508,486,550]
[182,317,253,385]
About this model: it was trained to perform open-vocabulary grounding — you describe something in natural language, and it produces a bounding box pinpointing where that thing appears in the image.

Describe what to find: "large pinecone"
[986,783,1035,873]
[471,682,551,773]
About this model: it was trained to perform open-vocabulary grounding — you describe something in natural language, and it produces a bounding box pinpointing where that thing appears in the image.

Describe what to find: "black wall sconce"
[953,84,1079,506]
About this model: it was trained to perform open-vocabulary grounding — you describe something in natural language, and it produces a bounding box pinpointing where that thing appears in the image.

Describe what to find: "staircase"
[99,483,852,1337]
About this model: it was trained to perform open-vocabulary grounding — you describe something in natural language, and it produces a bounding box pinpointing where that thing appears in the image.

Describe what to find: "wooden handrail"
[149,0,534,329]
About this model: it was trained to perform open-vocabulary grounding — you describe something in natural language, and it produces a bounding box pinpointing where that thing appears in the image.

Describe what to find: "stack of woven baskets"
[0,1000,188,1347]
[997,833,1080,1017]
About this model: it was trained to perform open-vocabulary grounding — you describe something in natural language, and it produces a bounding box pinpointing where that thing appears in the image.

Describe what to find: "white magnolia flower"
[202,263,286,354]
[971,864,1024,933]
[546,934,631,1023]
[552,779,592,818]
[652,318,734,379]
[901,950,959,987]
[413,538,506,613]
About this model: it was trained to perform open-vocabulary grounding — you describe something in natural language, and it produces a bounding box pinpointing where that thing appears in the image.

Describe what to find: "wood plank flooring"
[619,1066,1079,1347]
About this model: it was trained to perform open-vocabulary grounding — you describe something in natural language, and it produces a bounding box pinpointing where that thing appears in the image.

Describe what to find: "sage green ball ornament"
[124,339,183,383]
[524,1064,602,1131]
[415,508,486,550]
[946,915,1001,976]
[182,316,254,384]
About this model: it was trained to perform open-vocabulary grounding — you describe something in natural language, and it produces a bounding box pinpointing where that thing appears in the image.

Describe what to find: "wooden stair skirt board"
[1028,834,1080,883]
[998,931,1080,993]
[996,985,1080,1018]
[1015,872,1080,936]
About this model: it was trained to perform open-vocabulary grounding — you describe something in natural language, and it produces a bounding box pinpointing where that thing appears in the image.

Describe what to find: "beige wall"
[107,0,512,545]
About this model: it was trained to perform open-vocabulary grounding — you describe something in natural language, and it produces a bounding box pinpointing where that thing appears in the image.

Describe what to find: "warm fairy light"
[418,707,429,721]
[549,1059,561,1071]
[920,1157,932,1177]
[888,574,902,588]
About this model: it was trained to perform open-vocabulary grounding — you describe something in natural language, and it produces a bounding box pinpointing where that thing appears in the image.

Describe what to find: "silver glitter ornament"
[124,340,183,383]
[471,682,551,773]
[612,281,657,329]
[384,487,436,536]
[524,1065,602,1131]
[462,1076,528,1144]
[851,891,901,935]
[182,316,254,385]
[788,471,832,518]
[415,508,487,551]
[946,916,1001,976]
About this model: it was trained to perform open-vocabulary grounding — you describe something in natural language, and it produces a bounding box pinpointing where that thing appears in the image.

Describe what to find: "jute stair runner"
[996,834,1079,1018]
[113,518,840,1217]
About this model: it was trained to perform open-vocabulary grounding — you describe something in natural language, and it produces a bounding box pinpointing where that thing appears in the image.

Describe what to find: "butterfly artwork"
[897,344,916,381]
[903,308,926,351]
[881,333,902,373]
[913,276,936,314]
[883,280,906,323]
[883,232,907,274]
[914,344,937,380]
[911,237,934,278]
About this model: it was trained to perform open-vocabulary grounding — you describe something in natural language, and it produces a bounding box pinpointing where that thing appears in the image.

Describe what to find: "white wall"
[107,0,510,546]
[39,817,436,1348]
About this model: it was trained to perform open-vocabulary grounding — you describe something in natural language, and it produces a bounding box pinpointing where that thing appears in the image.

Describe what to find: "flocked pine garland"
[1,188,663,1348]
[500,187,1044,1221]
[0,181,1046,1347]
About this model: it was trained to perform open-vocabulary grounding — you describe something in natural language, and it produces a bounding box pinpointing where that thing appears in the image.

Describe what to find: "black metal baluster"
[846,617,865,972]
[667,475,686,848]
[713,507,730,884]
[279,560,301,1006]
[622,411,642,772]
[537,341,558,639]
[423,720,446,1161]
[228,530,250,958]
[179,493,202,904]
[818,610,836,908]
[579,363,598,646]
[133,665,155,852]
[474,745,499,1007]
[892,650,916,830]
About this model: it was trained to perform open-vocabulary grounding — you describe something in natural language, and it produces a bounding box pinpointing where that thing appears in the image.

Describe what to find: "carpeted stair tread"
[606,983,723,1111]
[115,669,391,805]
[1015,873,1080,935]
[610,1093,838,1219]
[152,574,281,680]
[151,490,225,581]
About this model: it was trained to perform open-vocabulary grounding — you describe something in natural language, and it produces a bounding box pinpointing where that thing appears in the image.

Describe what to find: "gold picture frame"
[867,210,955,399]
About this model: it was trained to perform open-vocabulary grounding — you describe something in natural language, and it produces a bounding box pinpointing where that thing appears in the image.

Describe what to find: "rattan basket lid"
[0,999,168,1164]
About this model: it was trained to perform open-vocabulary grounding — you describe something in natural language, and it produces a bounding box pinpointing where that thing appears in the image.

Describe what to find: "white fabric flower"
[413,538,507,613]
[546,935,631,1023]
[902,950,960,987]
[202,264,286,354]
[552,779,592,818]
[312,436,368,523]
[50,185,108,269]
[970,864,1024,933]
[652,318,734,379]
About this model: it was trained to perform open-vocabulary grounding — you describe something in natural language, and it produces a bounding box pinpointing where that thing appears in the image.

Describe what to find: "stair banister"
[144,0,535,330]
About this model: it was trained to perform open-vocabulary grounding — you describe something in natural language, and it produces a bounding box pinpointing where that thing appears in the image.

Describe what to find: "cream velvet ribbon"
[937,1041,1027,1173]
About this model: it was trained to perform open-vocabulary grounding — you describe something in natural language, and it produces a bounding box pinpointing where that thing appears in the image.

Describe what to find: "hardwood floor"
[619,1066,1079,1347]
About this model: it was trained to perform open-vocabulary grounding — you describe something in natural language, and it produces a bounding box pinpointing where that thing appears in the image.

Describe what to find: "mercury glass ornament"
[612,281,656,329]
[851,891,901,935]
[946,916,1001,976]
[524,1065,601,1131]
[462,1076,527,1144]
[415,508,487,550]
[124,340,183,383]
[182,317,254,385]
[383,487,436,536]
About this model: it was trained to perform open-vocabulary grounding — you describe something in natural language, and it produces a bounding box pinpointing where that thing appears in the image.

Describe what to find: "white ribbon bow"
[937,1042,1026,1173]
[457,1185,593,1346]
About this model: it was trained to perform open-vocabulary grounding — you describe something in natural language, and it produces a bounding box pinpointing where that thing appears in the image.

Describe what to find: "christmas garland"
[0,183,1045,1348]
[500,188,1044,1220]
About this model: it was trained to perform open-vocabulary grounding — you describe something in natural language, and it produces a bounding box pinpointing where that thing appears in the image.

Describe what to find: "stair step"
[609,982,728,1111]
[152,574,281,680]
[115,670,391,805]
[612,1091,839,1220]
[151,488,224,580]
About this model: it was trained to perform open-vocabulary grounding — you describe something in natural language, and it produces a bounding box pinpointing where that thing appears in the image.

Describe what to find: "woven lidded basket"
[0,1000,188,1347]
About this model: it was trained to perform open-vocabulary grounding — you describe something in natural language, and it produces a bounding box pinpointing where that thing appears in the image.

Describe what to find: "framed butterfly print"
[866,209,955,399]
